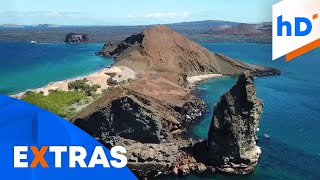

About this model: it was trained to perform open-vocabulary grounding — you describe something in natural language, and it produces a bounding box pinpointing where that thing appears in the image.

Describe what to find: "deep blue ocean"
[0,42,319,179]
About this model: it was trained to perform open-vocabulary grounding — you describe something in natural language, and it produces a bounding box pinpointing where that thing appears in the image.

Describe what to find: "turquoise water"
[0,42,113,95]
[184,43,320,179]
[1,42,319,179]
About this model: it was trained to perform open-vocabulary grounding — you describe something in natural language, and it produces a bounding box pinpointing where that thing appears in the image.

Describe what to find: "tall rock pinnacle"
[207,71,263,174]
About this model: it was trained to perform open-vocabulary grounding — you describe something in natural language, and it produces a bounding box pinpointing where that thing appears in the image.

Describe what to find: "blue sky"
[0,0,281,25]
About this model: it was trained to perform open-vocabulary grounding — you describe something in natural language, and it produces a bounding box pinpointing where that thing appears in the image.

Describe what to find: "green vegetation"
[107,77,118,86]
[22,90,88,118]
[68,79,101,96]
[22,79,102,118]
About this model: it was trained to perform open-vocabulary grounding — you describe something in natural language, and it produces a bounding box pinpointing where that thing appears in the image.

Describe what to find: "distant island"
[34,24,60,28]
[0,24,25,28]
[0,24,60,28]
[64,32,89,43]
[212,23,266,36]
[0,20,272,44]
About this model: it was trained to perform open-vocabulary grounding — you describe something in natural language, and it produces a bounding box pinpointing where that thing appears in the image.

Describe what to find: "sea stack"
[65,33,89,43]
[207,71,262,174]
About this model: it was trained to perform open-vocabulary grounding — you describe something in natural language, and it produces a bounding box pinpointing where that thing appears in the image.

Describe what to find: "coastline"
[187,74,223,86]
[12,66,137,98]
[12,68,224,99]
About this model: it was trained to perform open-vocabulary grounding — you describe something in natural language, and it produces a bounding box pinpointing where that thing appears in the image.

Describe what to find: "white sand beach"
[13,66,137,98]
[187,74,223,85]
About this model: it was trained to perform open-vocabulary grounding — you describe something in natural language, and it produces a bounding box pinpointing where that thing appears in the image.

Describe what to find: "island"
[67,25,279,178]
[65,32,89,43]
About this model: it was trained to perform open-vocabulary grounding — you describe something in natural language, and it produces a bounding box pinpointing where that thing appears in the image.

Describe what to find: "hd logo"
[273,0,320,61]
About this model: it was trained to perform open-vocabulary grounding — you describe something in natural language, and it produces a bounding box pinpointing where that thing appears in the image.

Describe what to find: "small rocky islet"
[69,25,280,178]
[65,32,89,43]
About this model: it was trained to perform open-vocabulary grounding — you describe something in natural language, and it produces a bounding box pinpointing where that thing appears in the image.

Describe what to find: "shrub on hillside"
[68,79,101,96]
[107,77,118,86]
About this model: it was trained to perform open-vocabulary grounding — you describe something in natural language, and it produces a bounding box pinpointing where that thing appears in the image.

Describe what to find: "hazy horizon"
[1,0,280,26]
[0,19,274,27]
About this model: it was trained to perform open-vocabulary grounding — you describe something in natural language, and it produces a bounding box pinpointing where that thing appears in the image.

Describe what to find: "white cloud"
[128,12,190,19]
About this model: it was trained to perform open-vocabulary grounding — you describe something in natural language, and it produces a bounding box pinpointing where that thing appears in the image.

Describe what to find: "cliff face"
[65,33,89,43]
[97,25,280,77]
[207,72,262,174]
[72,74,207,178]
[73,75,206,144]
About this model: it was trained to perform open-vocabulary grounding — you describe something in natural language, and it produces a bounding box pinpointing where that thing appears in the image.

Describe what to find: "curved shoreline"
[187,74,223,86]
[11,66,137,98]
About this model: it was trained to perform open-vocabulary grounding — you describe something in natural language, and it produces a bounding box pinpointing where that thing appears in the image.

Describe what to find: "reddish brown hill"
[98,25,278,77]
[212,23,264,36]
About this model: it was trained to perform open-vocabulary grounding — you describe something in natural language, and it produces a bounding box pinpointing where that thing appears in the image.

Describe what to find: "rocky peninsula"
[70,25,280,178]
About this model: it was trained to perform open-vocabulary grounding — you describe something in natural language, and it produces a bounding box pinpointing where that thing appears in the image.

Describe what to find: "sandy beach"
[13,66,137,98]
[187,74,223,85]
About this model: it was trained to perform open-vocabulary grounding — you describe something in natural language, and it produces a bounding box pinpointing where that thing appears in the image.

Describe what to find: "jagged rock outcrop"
[97,25,280,77]
[72,74,207,178]
[73,75,206,144]
[101,136,211,178]
[65,33,89,43]
[96,33,144,57]
[97,42,118,57]
[207,71,262,174]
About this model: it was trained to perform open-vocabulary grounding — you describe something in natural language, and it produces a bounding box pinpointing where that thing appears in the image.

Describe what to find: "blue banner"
[0,94,137,180]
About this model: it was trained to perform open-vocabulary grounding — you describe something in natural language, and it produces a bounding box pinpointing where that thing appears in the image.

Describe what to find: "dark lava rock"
[96,42,118,57]
[207,71,263,174]
[71,72,266,178]
[73,85,206,144]
[65,33,89,43]
[96,33,144,57]
[251,66,281,77]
